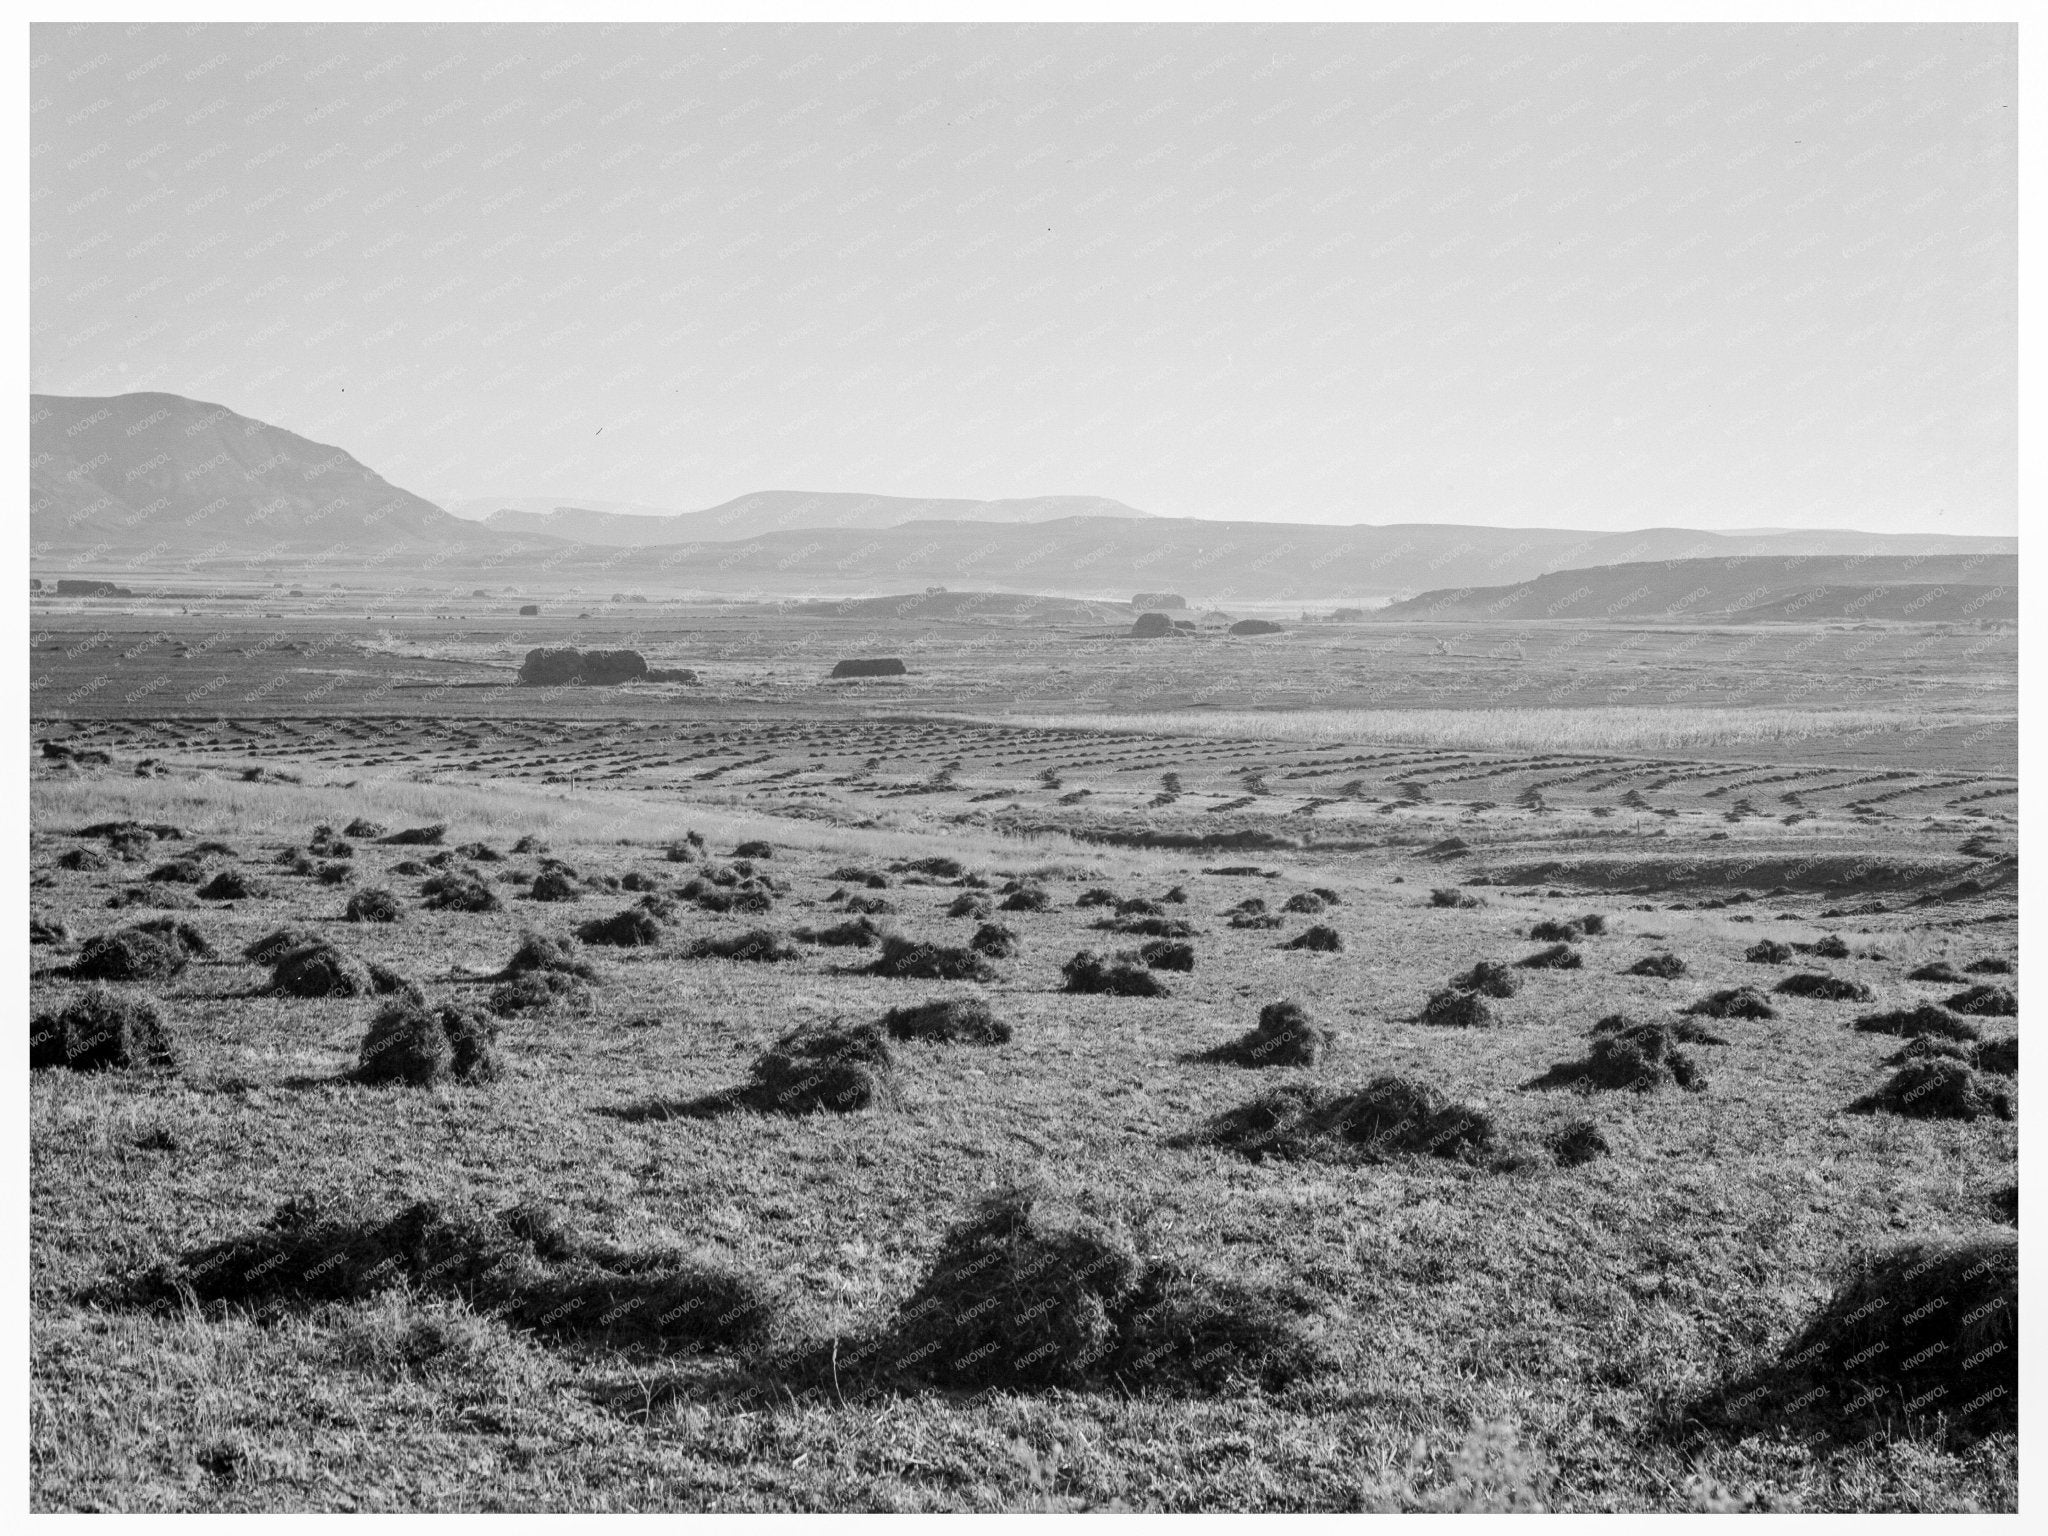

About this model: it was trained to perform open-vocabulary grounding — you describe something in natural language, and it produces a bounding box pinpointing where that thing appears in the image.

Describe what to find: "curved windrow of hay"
[145,1194,781,1352]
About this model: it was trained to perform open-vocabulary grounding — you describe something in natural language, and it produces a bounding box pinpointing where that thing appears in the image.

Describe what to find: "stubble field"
[28,601,2018,1511]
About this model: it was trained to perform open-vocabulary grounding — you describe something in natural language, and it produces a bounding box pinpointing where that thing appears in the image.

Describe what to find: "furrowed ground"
[28,601,2017,1511]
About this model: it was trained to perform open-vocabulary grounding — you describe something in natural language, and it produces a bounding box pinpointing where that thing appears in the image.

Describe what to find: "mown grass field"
[28,746,2017,1511]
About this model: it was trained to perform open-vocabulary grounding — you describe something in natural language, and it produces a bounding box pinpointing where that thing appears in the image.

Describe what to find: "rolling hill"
[29,392,534,561]
[1374,555,2018,624]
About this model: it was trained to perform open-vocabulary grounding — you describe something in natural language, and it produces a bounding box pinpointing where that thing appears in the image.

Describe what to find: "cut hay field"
[28,715,2017,1511]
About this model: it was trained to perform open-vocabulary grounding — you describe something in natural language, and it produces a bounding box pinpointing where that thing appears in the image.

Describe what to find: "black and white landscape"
[28,20,2017,1514]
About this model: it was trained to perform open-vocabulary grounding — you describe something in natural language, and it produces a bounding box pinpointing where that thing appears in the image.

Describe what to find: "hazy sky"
[31,22,2015,532]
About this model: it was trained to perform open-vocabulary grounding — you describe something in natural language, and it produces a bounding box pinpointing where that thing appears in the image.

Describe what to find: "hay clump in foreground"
[500,932,598,979]
[153,1195,780,1352]
[880,996,1009,1045]
[1181,1076,1496,1165]
[1139,938,1194,971]
[575,907,663,947]
[1849,1060,2013,1121]
[1546,1118,1610,1167]
[867,934,997,981]
[70,927,189,983]
[1775,972,1875,1002]
[1280,925,1343,952]
[488,971,595,1018]
[1852,1003,1980,1042]
[1061,950,1169,997]
[969,921,1020,959]
[1199,999,1334,1067]
[357,1000,504,1085]
[270,942,377,998]
[1530,1019,1709,1093]
[1906,960,1962,982]
[345,887,404,923]
[1419,987,1496,1028]
[1627,952,1688,978]
[31,986,177,1072]
[1714,1234,2015,1441]
[1944,984,2016,1017]
[743,1021,896,1113]
[1451,960,1519,997]
[1518,942,1583,970]
[854,1185,1324,1395]
[1684,986,1778,1020]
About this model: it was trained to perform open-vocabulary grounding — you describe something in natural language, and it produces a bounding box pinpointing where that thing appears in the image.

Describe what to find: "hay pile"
[1850,1060,2012,1121]
[1684,987,1778,1020]
[1061,950,1168,997]
[857,1186,1324,1394]
[1518,942,1582,970]
[732,840,774,859]
[743,1021,896,1113]
[1101,915,1196,939]
[148,858,204,884]
[343,818,386,839]
[689,928,800,963]
[1966,956,2014,975]
[947,892,993,919]
[1200,1000,1333,1067]
[839,894,890,915]
[1745,940,1795,963]
[1546,1119,1610,1167]
[1529,918,1582,942]
[30,915,70,946]
[488,971,595,1018]
[130,917,214,959]
[1139,939,1194,972]
[381,824,446,846]
[1280,925,1343,953]
[316,862,354,885]
[1973,1035,2017,1077]
[1429,888,1483,909]
[530,869,582,902]
[1852,1003,1980,1042]
[421,873,501,912]
[357,1000,504,1085]
[1185,1076,1496,1165]
[1076,887,1118,908]
[196,869,262,901]
[881,996,1010,1045]
[795,916,888,948]
[1775,973,1874,1002]
[31,986,177,1072]
[155,1195,780,1352]
[575,907,663,947]
[70,927,189,982]
[243,927,318,963]
[500,933,597,979]
[969,922,1019,959]
[1906,960,1962,982]
[345,887,404,923]
[868,934,997,981]
[1419,988,1495,1028]
[270,941,408,999]
[1533,1019,1708,1093]
[1945,984,2016,1017]
[999,885,1050,912]
[1627,953,1688,978]
[1227,899,1282,930]
[1725,1235,2017,1438]
[1450,960,1518,997]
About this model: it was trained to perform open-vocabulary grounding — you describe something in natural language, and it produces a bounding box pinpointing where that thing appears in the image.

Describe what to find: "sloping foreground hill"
[1375,555,2018,624]
[482,491,1154,544]
[29,393,537,561]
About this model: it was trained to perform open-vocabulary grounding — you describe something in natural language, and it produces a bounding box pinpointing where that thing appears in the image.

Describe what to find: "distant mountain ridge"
[28,393,2016,603]
[479,491,1153,545]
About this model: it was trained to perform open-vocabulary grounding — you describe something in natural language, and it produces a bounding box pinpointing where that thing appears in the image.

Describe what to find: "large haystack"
[31,986,177,1072]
